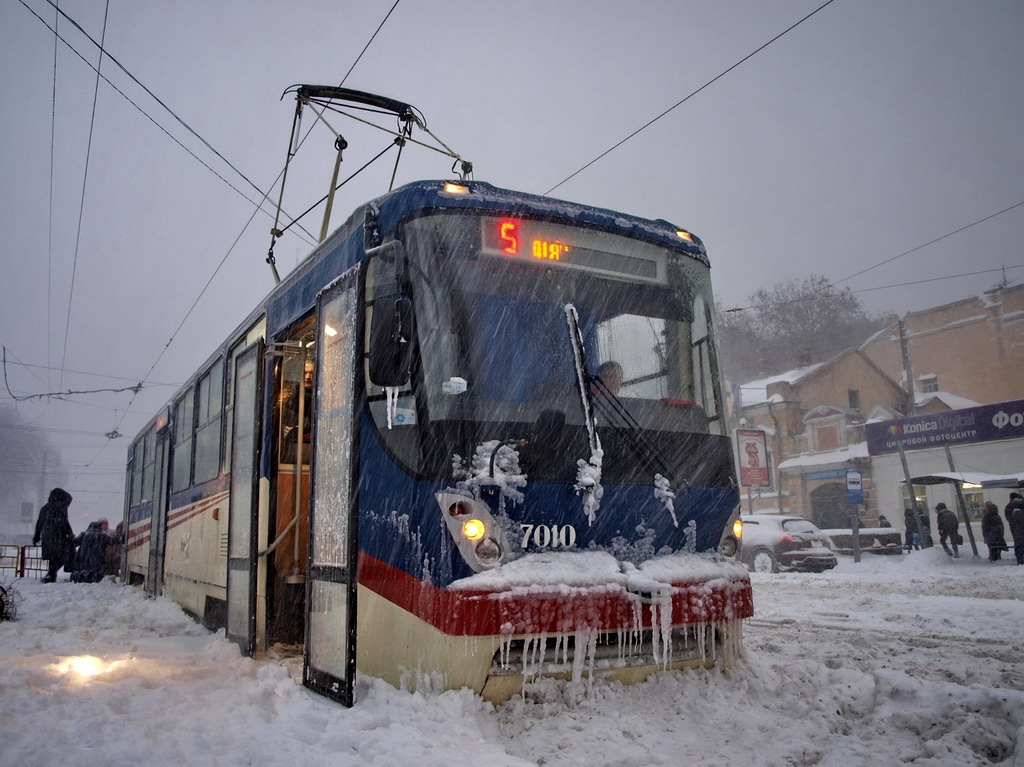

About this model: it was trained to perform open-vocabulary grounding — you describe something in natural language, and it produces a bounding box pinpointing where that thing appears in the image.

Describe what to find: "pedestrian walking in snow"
[32,488,75,583]
[878,515,891,527]
[981,502,1008,562]
[935,502,959,558]
[1007,498,1024,566]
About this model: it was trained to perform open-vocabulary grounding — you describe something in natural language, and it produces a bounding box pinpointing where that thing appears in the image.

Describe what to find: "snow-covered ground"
[2,548,1022,767]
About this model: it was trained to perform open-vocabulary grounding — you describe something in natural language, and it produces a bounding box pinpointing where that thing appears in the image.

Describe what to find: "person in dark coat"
[903,508,920,551]
[33,488,75,583]
[1008,497,1024,566]
[72,521,118,583]
[935,502,959,558]
[1005,492,1024,529]
[105,521,125,577]
[981,501,1008,562]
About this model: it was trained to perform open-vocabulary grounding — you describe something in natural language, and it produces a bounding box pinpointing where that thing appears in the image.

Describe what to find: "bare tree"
[717,275,884,384]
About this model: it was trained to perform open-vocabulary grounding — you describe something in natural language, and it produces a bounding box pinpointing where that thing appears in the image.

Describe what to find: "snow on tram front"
[354,181,751,701]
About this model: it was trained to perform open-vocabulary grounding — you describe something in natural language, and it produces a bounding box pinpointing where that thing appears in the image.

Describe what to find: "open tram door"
[225,340,265,654]
[145,415,171,598]
[303,267,361,706]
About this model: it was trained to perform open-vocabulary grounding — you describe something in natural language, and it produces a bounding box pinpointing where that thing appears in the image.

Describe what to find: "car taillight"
[779,535,796,542]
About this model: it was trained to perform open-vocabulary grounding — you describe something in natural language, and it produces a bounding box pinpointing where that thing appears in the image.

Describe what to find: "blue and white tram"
[124,179,752,705]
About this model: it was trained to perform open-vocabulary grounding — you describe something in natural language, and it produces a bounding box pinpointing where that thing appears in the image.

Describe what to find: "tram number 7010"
[520,523,577,550]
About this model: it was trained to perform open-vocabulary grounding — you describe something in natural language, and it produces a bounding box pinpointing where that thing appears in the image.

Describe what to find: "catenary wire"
[17,0,317,248]
[831,200,1024,287]
[93,1,405,463]
[543,0,838,195]
[58,0,109,391]
[47,0,58,390]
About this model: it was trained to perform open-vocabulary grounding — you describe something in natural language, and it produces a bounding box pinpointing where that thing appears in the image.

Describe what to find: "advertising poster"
[736,429,770,487]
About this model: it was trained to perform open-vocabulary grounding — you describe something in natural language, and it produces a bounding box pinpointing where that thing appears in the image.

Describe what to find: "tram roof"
[369,180,709,265]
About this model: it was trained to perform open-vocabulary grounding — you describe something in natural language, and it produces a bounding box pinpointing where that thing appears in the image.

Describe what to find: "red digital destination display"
[497,219,571,261]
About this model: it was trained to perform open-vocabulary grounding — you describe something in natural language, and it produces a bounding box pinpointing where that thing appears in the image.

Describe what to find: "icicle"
[653,473,678,527]
[384,385,400,429]
[683,519,698,553]
[574,449,604,525]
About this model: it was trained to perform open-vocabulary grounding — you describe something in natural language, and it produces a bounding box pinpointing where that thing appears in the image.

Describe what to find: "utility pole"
[897,443,932,548]
[898,318,917,416]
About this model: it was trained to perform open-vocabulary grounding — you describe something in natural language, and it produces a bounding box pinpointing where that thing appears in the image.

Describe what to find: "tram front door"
[225,340,264,654]
[303,268,360,706]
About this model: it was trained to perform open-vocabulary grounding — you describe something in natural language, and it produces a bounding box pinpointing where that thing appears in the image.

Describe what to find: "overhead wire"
[92,0,405,459]
[722,198,1024,312]
[831,200,1024,287]
[58,0,110,391]
[17,0,317,247]
[543,0,838,195]
[47,0,58,390]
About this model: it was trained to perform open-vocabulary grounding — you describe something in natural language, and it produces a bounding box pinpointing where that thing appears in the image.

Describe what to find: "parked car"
[739,514,838,573]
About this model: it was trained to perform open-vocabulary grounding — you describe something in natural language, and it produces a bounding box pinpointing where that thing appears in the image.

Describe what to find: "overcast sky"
[1,0,1022,525]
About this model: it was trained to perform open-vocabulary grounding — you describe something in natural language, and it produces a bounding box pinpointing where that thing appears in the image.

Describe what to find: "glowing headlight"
[733,518,743,539]
[462,519,486,541]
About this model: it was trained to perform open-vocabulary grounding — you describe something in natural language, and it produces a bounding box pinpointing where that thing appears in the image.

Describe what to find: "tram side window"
[690,295,721,427]
[142,427,157,502]
[172,388,194,492]
[130,440,143,505]
[194,360,224,484]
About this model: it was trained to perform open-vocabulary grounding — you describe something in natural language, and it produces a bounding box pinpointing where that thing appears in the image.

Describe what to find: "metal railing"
[0,545,48,578]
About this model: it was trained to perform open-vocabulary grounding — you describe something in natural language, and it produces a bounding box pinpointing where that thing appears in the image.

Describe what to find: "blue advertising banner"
[866,399,1024,455]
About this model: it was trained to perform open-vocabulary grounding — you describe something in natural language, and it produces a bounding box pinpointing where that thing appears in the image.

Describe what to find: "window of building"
[920,374,938,393]
[194,360,225,484]
[172,388,194,492]
[814,423,840,450]
[848,389,860,411]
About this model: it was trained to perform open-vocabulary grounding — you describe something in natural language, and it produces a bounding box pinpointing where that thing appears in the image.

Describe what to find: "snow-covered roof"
[738,363,823,407]
[777,441,869,471]
[915,391,980,410]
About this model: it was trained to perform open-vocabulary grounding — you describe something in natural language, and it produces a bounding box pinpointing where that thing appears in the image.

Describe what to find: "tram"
[123,99,751,706]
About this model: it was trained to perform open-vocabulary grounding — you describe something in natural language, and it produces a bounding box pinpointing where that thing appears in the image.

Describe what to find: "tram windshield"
[367,212,726,482]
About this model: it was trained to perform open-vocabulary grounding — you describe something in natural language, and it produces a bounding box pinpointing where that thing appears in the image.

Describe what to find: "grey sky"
[1,0,1022,525]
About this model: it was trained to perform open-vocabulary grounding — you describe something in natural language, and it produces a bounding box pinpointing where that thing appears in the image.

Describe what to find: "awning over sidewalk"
[905,471,1024,488]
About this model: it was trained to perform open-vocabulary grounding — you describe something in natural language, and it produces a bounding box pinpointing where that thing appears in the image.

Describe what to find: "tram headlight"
[462,519,486,541]
[475,537,502,566]
[733,518,743,539]
[442,182,470,195]
[436,491,514,572]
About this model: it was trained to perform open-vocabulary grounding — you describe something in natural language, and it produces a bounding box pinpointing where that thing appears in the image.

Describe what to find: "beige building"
[733,349,905,527]
[730,283,1024,530]
[861,283,1024,407]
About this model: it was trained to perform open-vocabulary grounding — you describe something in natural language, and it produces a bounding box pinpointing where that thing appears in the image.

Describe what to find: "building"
[861,283,1024,407]
[730,283,1024,530]
[865,399,1024,547]
[732,349,905,527]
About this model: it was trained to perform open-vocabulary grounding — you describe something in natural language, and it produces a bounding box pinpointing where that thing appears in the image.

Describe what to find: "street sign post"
[846,470,863,562]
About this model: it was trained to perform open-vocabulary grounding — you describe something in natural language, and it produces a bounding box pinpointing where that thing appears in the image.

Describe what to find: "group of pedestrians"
[901,493,1024,564]
[32,487,124,583]
[984,492,1024,565]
